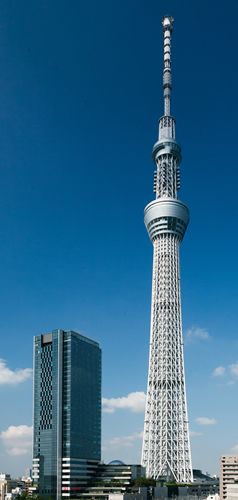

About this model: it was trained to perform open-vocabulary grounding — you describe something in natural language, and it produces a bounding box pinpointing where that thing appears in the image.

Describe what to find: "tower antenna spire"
[162,16,174,116]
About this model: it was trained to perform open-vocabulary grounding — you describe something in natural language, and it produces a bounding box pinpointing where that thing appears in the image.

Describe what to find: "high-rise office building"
[141,17,193,482]
[32,329,101,499]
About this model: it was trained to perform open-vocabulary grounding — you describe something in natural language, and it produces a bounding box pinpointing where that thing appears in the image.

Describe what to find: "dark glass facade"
[32,329,101,499]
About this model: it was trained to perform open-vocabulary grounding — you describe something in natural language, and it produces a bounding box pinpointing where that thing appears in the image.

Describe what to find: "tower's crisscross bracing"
[142,16,193,483]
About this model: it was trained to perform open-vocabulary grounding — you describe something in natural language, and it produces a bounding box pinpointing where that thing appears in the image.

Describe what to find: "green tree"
[132,477,156,487]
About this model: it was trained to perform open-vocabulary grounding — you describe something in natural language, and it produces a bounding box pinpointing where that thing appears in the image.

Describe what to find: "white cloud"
[0,425,32,456]
[195,417,217,426]
[225,380,235,386]
[229,362,238,378]
[231,444,238,453]
[0,359,32,385]
[212,366,226,377]
[186,326,210,342]
[105,431,143,449]
[212,362,238,384]
[190,430,203,437]
[102,392,146,414]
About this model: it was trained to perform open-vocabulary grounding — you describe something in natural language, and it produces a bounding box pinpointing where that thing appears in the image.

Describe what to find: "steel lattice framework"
[141,16,193,483]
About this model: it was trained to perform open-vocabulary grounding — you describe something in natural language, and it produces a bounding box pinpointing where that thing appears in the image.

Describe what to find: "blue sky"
[0,0,237,477]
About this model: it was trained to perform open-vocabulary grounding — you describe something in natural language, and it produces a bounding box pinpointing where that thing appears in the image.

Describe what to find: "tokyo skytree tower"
[141,16,193,483]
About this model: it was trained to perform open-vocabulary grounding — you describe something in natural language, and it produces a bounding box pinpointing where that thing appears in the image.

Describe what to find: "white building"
[226,482,238,499]
[220,456,238,499]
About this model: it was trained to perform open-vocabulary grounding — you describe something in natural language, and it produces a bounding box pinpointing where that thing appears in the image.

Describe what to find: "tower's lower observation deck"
[144,198,189,242]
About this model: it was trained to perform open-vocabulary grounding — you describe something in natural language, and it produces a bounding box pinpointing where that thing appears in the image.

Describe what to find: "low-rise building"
[0,475,18,500]
[220,456,238,499]
[78,462,145,498]
[226,481,238,499]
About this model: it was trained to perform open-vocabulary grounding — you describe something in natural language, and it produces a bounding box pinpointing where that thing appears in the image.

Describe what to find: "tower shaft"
[143,234,191,481]
[141,16,193,482]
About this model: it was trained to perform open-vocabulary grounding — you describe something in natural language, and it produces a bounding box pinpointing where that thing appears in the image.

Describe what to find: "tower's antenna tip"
[162,16,174,30]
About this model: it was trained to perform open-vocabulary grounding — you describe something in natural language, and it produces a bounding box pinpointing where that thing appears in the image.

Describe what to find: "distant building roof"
[193,469,215,482]
[108,460,125,465]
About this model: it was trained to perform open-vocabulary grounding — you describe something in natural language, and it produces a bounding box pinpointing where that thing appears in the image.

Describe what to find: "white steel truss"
[141,16,193,483]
